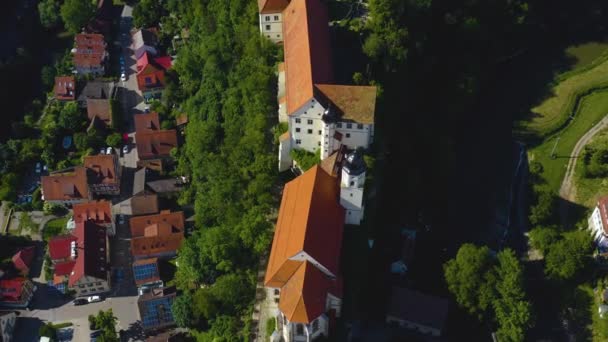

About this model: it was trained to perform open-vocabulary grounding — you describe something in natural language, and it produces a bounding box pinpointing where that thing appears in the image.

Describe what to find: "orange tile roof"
[134,112,160,133]
[258,0,290,13]
[136,130,178,159]
[86,99,112,126]
[72,200,112,225]
[84,154,118,185]
[130,210,184,237]
[131,233,183,258]
[283,0,333,114]
[264,165,344,286]
[41,167,89,202]
[54,76,76,100]
[278,261,333,323]
[279,131,290,142]
[314,84,377,124]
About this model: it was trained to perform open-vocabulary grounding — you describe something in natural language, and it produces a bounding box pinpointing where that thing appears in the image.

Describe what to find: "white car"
[87,295,102,303]
[99,148,106,155]
[122,145,129,154]
[120,73,127,82]
[35,162,41,174]
[106,147,113,155]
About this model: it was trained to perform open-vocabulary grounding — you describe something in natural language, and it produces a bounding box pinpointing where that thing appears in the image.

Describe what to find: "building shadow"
[27,240,46,279]
[14,316,44,342]
[121,321,145,342]
[29,282,72,310]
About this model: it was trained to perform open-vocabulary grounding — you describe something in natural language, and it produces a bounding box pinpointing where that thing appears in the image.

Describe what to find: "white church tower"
[340,150,366,225]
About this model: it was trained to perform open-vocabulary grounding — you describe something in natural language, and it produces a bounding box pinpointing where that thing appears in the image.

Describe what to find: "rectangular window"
[295,139,301,145]
[357,124,363,129]
[318,141,321,146]
[346,133,351,138]
[265,16,270,21]
[346,123,353,129]
[318,130,322,135]
[295,118,301,124]
[274,15,279,21]
[307,129,313,134]
[336,123,342,128]
[307,119,313,125]
[265,25,271,31]
[144,77,152,85]
[295,128,300,133]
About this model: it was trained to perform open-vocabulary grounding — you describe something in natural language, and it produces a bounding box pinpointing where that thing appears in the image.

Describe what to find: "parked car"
[90,330,101,338]
[73,298,87,306]
[106,147,113,155]
[35,162,41,174]
[120,73,127,82]
[87,295,102,303]
[99,148,106,155]
[122,145,129,154]
[118,215,125,225]
[144,106,150,113]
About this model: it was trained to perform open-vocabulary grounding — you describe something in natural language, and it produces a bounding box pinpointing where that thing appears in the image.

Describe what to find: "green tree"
[528,226,559,256]
[74,132,89,151]
[39,322,57,340]
[58,102,85,132]
[172,291,194,327]
[529,186,557,226]
[192,288,219,322]
[60,0,96,34]
[105,133,122,148]
[444,244,496,320]
[133,0,164,28]
[364,0,409,70]
[95,309,118,342]
[38,0,61,29]
[41,65,56,91]
[545,230,593,280]
[211,273,254,314]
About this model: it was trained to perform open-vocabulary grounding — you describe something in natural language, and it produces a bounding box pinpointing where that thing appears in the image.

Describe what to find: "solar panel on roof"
[133,262,158,281]
[142,297,174,328]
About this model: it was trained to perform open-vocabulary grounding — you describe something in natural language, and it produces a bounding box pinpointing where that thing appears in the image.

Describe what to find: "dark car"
[73,298,87,306]
[90,330,101,338]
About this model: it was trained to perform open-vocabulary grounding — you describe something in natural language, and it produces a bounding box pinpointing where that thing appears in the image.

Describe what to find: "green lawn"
[529,90,608,190]
[577,283,608,342]
[573,128,608,208]
[43,217,69,241]
[565,42,608,71]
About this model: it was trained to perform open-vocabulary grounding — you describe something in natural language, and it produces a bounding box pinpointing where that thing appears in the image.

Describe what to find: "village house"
[72,200,115,236]
[257,0,290,43]
[73,33,108,76]
[86,98,113,129]
[48,221,111,297]
[136,130,178,160]
[589,196,608,246]
[132,28,159,59]
[54,76,76,101]
[77,80,116,108]
[265,165,345,342]
[136,52,172,103]
[258,0,377,172]
[41,167,91,206]
[11,246,35,277]
[129,210,185,260]
[386,287,449,337]
[83,154,121,196]
[132,258,162,288]
[0,278,36,308]
[138,286,177,333]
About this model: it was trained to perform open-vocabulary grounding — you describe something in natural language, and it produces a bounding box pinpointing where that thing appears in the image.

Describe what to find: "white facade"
[589,206,606,243]
[339,156,366,225]
[260,12,284,43]
[280,313,329,342]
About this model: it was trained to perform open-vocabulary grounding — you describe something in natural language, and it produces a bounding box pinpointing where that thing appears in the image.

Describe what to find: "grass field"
[42,217,68,241]
[529,90,608,190]
[573,129,608,208]
[520,43,608,137]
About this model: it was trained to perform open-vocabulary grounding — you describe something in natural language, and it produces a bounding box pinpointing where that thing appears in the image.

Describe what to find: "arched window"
[296,324,304,335]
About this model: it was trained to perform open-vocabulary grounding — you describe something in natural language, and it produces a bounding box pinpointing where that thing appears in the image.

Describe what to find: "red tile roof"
[598,196,608,235]
[54,261,76,276]
[72,200,112,226]
[0,278,29,302]
[54,76,76,100]
[41,167,89,202]
[283,0,333,114]
[258,0,290,13]
[129,211,184,237]
[11,246,35,275]
[265,165,344,288]
[86,99,112,126]
[48,235,78,260]
[129,211,184,258]
[131,233,183,258]
[136,53,171,91]
[74,34,106,68]
[83,155,118,186]
[136,130,178,159]
[69,221,108,287]
[134,112,160,133]
[154,56,173,70]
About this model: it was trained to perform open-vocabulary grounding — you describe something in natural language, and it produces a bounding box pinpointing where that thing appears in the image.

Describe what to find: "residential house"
[54,76,76,101]
[589,196,608,246]
[386,287,449,337]
[0,278,36,308]
[73,200,115,236]
[138,286,176,332]
[132,29,159,59]
[133,258,161,288]
[257,0,290,43]
[129,210,184,259]
[41,167,90,205]
[130,194,160,216]
[86,99,112,129]
[136,52,172,103]
[73,34,108,75]
[275,0,377,171]
[11,246,35,277]
[136,130,178,160]
[48,221,111,297]
[146,178,185,197]
[265,165,344,342]
[0,311,16,342]
[135,112,161,133]
[77,80,116,107]
[84,154,121,196]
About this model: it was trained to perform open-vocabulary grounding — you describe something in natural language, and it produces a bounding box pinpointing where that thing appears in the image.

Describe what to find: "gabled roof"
[72,200,112,226]
[130,211,185,237]
[54,260,76,276]
[136,130,178,159]
[41,167,89,202]
[138,286,176,330]
[86,99,112,126]
[133,258,161,286]
[0,278,29,302]
[146,178,185,194]
[598,196,608,235]
[278,261,333,323]
[11,246,35,274]
[78,81,114,102]
[387,287,449,331]
[69,221,108,287]
[131,233,183,258]
[48,235,78,260]
[283,0,332,114]
[84,155,118,186]
[134,112,160,133]
[54,76,76,101]
[258,0,290,13]
[130,194,159,216]
[132,29,158,51]
[265,165,344,285]
[314,84,377,124]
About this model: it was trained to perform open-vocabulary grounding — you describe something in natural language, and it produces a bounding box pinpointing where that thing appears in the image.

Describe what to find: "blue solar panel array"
[133,262,158,282]
[142,297,174,328]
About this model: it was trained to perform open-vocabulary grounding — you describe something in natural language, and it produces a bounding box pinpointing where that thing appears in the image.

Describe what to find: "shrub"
[266,317,276,337]
[290,149,320,171]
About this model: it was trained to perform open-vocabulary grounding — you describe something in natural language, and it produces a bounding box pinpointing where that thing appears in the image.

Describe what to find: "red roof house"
[41,167,90,205]
[135,130,178,160]
[136,52,172,102]
[48,235,78,261]
[54,76,76,101]
[129,211,184,259]
[0,278,35,307]
[11,246,35,276]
